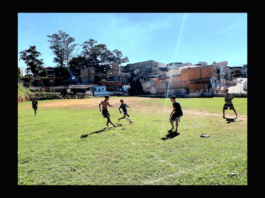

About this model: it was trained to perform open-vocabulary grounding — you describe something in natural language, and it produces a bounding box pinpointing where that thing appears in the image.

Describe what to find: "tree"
[18,67,22,79]
[127,77,144,95]
[47,30,79,69]
[80,39,129,74]
[111,49,129,66]
[19,46,44,78]
[69,55,87,70]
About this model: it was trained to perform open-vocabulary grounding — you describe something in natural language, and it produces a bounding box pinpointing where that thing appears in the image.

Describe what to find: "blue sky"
[18,12,247,74]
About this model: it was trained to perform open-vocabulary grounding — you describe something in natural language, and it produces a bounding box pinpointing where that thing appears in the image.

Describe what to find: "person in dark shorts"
[32,98,38,116]
[169,96,183,133]
[99,96,116,127]
[118,100,133,124]
[223,89,238,119]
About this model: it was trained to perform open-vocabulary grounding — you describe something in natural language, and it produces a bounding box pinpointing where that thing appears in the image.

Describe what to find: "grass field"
[18,97,247,185]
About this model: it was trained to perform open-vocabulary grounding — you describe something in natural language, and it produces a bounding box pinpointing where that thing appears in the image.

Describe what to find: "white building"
[166,62,193,69]
[197,62,208,66]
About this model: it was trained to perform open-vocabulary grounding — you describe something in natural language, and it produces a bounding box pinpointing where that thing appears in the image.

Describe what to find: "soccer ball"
[126,117,130,122]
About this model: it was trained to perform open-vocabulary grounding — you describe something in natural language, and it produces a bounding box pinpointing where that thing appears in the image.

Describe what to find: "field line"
[142,163,215,185]
[115,132,136,145]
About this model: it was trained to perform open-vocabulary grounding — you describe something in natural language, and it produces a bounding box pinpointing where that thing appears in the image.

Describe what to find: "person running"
[118,100,133,124]
[169,96,183,133]
[223,89,238,119]
[99,96,116,127]
[32,98,38,116]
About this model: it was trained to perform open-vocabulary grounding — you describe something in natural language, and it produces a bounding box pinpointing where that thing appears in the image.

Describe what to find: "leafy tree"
[80,39,129,74]
[69,55,87,70]
[47,30,79,69]
[127,77,144,95]
[18,67,22,79]
[19,46,44,78]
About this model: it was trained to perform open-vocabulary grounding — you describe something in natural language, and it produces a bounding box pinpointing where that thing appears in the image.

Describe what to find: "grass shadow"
[225,118,236,124]
[81,128,107,138]
[80,124,124,138]
[161,130,180,140]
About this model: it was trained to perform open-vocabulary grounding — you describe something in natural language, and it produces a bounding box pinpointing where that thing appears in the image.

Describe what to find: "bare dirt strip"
[18,97,150,109]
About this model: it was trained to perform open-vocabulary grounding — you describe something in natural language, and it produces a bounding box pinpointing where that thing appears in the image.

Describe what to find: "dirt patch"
[18,97,151,109]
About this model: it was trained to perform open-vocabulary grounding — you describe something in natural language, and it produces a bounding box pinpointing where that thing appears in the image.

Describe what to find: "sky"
[18,12,247,75]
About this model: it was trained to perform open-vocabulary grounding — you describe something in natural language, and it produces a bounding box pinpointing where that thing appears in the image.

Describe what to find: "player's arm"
[107,102,114,107]
[170,108,176,116]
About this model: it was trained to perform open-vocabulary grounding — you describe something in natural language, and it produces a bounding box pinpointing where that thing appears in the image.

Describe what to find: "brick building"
[141,65,221,95]
[80,67,95,84]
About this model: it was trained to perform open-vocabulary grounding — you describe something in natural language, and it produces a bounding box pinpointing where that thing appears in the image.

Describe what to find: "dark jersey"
[224,93,233,104]
[119,103,128,113]
[172,101,183,117]
[32,100,38,107]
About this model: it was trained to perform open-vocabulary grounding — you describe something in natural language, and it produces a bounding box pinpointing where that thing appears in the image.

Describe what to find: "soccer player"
[169,96,183,133]
[118,100,133,124]
[223,89,238,119]
[32,98,38,116]
[99,96,116,127]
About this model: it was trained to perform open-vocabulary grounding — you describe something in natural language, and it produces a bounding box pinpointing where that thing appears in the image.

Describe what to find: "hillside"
[18,83,33,103]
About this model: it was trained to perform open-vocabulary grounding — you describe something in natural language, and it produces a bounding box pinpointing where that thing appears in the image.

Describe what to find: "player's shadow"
[161,130,180,140]
[80,124,123,138]
[225,118,236,124]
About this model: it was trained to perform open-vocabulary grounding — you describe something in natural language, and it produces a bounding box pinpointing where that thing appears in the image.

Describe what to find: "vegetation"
[19,46,45,78]
[47,30,79,70]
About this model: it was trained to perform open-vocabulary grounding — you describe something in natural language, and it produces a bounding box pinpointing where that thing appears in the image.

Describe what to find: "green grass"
[18,97,247,185]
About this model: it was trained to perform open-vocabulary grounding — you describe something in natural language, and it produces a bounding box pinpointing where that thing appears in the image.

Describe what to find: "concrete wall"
[94,92,114,97]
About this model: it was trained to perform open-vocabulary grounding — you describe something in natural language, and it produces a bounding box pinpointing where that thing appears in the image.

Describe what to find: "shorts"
[102,109,110,118]
[170,114,182,122]
[223,103,234,110]
[33,106,37,111]
[123,111,129,116]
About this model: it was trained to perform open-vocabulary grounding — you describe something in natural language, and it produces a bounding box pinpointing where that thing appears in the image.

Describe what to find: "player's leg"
[106,118,109,127]
[108,117,116,127]
[127,113,133,124]
[118,114,126,121]
[174,119,178,132]
[232,107,238,118]
[170,120,174,130]
[223,105,227,118]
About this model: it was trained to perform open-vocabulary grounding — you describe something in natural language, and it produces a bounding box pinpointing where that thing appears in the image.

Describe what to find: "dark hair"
[105,96,109,99]
[225,89,228,91]
[170,96,176,100]
[120,100,123,102]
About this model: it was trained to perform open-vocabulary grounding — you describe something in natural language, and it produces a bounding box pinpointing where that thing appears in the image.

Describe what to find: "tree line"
[19,30,129,80]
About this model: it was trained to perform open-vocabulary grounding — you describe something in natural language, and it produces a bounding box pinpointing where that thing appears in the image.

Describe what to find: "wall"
[94,92,114,97]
